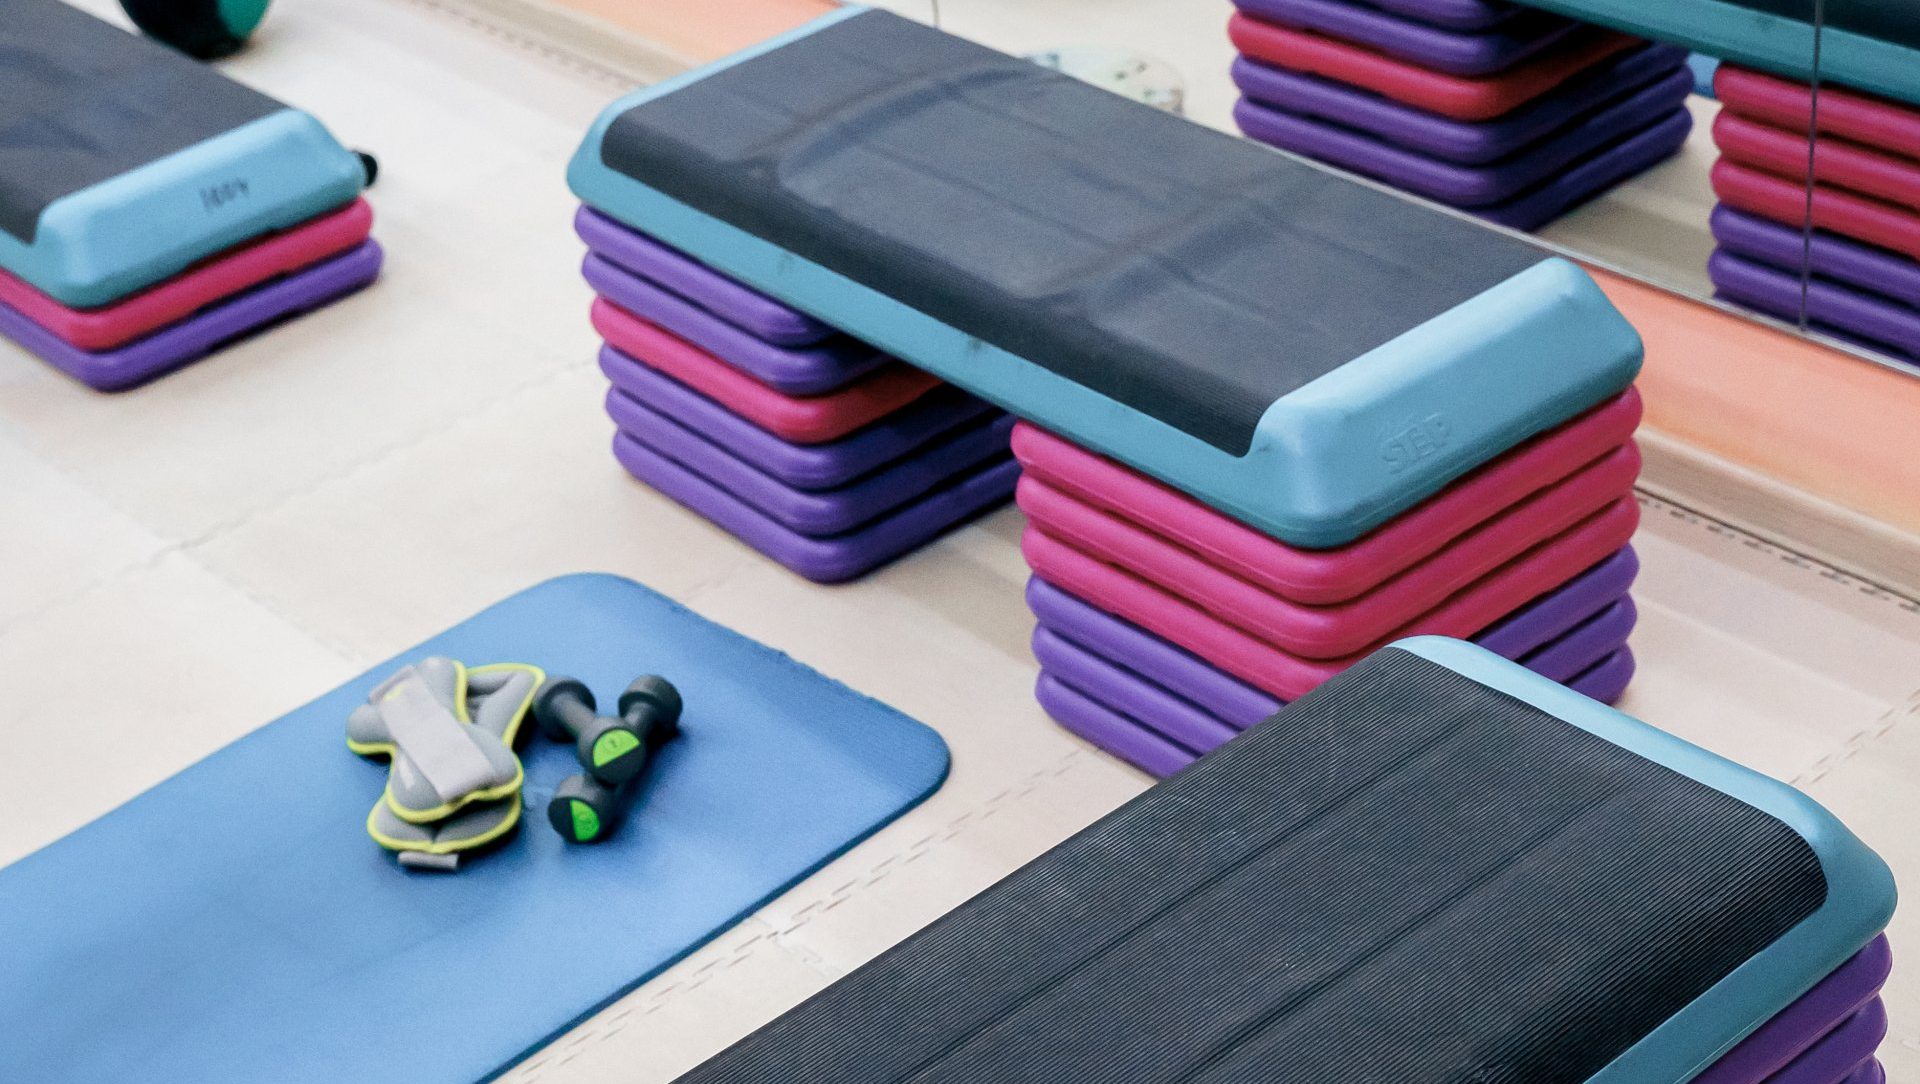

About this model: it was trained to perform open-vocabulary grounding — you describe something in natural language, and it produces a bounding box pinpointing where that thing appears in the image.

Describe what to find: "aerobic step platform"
[567,7,1643,550]
[1228,5,1691,230]
[658,640,1897,1084]
[0,0,381,388]
[1,0,368,307]
[0,575,949,1084]
[575,207,1015,582]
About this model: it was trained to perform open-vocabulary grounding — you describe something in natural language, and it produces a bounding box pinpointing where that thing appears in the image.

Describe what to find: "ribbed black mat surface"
[0,0,281,243]
[600,11,1547,456]
[676,647,1825,1084]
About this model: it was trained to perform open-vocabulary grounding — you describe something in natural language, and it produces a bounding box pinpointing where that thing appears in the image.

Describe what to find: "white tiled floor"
[4,2,1918,1081]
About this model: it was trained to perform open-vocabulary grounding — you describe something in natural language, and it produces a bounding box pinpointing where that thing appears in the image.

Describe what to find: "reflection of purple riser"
[1232,0,1576,75]
[1236,77,1689,206]
[574,206,833,347]
[1707,279,1902,361]
[583,253,887,394]
[1712,206,1920,309]
[1242,99,1691,230]
[602,355,998,491]
[1709,250,1920,362]
[609,383,1014,536]
[0,241,383,392]
[1232,44,1690,163]
[612,433,1018,583]
[1027,549,1636,764]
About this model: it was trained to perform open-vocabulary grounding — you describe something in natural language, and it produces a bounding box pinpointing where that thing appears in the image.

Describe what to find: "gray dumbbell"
[547,676,682,844]
[533,675,680,786]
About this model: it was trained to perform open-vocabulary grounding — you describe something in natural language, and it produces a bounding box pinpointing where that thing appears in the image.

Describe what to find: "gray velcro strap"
[382,676,498,802]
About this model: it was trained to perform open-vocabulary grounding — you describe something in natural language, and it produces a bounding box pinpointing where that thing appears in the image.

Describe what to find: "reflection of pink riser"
[1714,112,1920,210]
[1018,441,1638,658]
[1715,64,1920,157]
[1011,388,1640,606]
[1022,494,1640,701]
[1712,160,1920,261]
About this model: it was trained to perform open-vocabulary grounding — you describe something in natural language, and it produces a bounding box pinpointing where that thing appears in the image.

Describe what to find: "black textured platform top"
[673,647,1826,1084]
[598,10,1549,455]
[0,0,282,243]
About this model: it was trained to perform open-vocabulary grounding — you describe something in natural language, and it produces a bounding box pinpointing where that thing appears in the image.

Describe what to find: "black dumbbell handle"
[619,676,683,758]
[536,678,601,740]
[548,693,599,736]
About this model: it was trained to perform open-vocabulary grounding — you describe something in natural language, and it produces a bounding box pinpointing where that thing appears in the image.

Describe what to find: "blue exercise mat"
[0,574,949,1084]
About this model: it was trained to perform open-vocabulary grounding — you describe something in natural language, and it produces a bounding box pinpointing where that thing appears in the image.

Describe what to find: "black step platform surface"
[597,10,1548,455]
[0,0,283,244]
[672,645,1838,1084]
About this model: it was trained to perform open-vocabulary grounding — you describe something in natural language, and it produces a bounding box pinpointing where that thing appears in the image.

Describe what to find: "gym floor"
[1,1,1915,1080]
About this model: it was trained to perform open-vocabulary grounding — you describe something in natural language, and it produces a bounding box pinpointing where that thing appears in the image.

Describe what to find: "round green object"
[122,0,270,60]
[218,0,272,36]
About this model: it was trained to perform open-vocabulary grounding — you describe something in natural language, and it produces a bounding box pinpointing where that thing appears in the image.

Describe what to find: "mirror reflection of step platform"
[1228,0,1693,229]
[0,0,381,389]
[1707,65,1920,367]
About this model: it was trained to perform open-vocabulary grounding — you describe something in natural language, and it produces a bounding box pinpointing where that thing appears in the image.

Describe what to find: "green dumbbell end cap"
[568,799,601,842]
[593,729,641,769]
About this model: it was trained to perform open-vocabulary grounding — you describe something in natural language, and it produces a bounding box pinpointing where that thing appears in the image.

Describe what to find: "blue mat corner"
[0,573,950,1084]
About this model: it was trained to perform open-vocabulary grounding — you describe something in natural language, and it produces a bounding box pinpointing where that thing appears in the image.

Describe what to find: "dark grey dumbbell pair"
[532,675,682,844]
